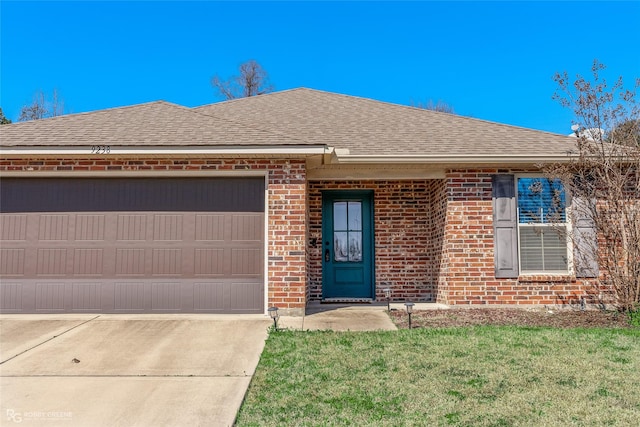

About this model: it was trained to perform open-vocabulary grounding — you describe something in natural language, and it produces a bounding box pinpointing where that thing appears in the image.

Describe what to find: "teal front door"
[322,191,374,299]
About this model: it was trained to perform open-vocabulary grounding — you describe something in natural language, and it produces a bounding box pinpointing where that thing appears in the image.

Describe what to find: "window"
[516,177,569,273]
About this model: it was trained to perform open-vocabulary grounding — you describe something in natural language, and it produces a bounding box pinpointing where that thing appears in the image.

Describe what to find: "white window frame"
[515,174,573,275]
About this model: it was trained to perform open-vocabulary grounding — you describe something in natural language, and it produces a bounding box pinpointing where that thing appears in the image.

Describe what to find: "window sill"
[518,274,575,283]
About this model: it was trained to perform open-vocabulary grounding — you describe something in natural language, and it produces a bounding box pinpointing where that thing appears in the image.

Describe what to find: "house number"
[91,145,111,154]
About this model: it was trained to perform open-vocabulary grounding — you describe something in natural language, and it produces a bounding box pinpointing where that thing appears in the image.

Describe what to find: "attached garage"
[0,177,266,314]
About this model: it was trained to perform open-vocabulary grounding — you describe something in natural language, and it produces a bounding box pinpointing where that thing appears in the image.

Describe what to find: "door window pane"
[348,202,362,231]
[349,232,362,261]
[334,232,349,262]
[333,202,348,230]
[333,201,363,262]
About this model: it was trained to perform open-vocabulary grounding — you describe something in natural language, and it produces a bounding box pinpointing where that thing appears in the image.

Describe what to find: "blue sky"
[1,1,638,134]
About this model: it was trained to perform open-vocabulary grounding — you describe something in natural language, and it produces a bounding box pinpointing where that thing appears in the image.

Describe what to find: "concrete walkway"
[278,302,447,331]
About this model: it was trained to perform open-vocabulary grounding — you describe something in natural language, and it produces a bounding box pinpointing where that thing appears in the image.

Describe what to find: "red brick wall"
[438,169,598,306]
[308,180,438,302]
[267,160,307,315]
[0,157,307,314]
[438,170,497,304]
[309,171,600,307]
[430,179,449,303]
[307,181,323,300]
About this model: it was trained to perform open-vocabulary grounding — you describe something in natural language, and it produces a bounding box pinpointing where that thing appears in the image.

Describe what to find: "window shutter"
[572,197,599,278]
[492,175,519,278]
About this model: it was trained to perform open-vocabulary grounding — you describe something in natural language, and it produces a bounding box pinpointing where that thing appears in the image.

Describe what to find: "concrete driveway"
[0,314,270,427]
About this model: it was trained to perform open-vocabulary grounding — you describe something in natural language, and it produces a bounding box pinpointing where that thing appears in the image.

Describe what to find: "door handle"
[325,249,330,262]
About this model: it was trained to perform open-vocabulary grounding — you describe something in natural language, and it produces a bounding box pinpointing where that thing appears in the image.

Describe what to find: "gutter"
[0,145,332,157]
[334,153,577,164]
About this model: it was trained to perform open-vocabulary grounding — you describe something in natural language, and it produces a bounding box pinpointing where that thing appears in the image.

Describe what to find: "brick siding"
[2,158,603,310]
[309,171,600,307]
[308,180,438,302]
[437,169,599,306]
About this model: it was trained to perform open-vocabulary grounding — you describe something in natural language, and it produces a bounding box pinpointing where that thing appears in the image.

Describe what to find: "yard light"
[405,302,415,329]
[384,288,391,312]
[268,306,279,331]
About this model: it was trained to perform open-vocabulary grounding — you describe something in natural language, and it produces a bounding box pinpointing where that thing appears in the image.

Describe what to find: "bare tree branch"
[547,60,640,312]
[18,89,65,121]
[211,60,274,100]
[411,99,455,114]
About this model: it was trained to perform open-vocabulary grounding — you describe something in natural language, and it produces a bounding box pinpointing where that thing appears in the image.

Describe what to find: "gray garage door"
[0,178,265,314]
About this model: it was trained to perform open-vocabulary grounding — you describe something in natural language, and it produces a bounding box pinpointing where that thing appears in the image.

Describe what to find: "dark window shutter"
[572,197,599,278]
[492,175,519,278]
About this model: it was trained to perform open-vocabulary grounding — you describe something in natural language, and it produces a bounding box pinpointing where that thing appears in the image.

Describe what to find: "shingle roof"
[1,88,577,159]
[0,100,306,147]
[194,88,576,157]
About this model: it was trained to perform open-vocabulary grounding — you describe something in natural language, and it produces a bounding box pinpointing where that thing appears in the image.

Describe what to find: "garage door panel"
[192,280,263,313]
[153,214,183,241]
[38,214,70,241]
[1,178,265,314]
[35,283,66,311]
[231,214,264,241]
[1,178,264,213]
[228,282,264,313]
[0,215,27,240]
[0,283,23,311]
[152,249,183,276]
[113,282,146,311]
[0,279,265,314]
[36,248,68,276]
[73,249,104,275]
[1,249,26,276]
[71,283,102,311]
[194,248,225,275]
[193,282,226,311]
[151,283,182,311]
[75,214,106,241]
[117,214,148,241]
[115,248,147,276]
[195,214,225,241]
[231,249,262,276]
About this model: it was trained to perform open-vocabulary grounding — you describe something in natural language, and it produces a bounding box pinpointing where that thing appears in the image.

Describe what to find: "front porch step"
[321,298,374,304]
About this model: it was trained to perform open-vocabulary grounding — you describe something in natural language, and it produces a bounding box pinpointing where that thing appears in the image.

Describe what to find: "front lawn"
[236,326,640,426]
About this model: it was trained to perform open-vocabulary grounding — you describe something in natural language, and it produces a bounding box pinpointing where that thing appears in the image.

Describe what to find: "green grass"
[628,308,640,328]
[235,327,640,426]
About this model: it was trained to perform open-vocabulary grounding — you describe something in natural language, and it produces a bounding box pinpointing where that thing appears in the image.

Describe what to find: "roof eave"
[335,154,577,165]
[0,145,331,157]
